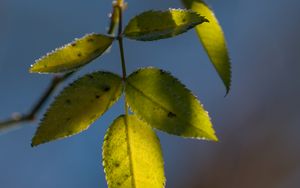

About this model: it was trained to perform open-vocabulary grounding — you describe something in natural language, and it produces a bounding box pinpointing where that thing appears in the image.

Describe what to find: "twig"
[0,72,74,133]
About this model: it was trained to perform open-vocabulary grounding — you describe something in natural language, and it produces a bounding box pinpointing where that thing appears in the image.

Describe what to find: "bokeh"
[0,0,300,187]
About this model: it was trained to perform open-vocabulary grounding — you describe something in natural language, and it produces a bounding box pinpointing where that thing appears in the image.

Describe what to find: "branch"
[0,1,123,133]
[0,72,73,133]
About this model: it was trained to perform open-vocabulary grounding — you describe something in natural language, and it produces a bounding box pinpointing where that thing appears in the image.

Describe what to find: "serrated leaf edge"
[30,33,114,74]
[102,115,166,188]
[31,71,123,147]
[124,8,209,41]
[126,67,218,141]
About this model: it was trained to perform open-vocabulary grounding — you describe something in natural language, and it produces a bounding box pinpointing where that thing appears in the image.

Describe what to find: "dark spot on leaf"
[94,48,101,53]
[88,75,94,79]
[168,112,176,118]
[103,85,110,92]
[65,99,71,104]
[66,117,71,122]
[44,65,48,68]
[87,38,94,42]
[182,18,186,22]
[95,95,100,99]
[77,52,82,57]
[71,43,76,47]
[117,182,121,186]
[114,162,120,167]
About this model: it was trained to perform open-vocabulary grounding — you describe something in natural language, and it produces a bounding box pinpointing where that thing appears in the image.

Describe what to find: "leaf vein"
[124,116,136,188]
[127,81,210,136]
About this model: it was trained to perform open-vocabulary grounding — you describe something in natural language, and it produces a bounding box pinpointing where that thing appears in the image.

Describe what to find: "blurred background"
[0,0,299,187]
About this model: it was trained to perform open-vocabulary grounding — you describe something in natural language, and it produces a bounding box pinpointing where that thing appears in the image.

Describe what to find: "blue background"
[1,0,300,187]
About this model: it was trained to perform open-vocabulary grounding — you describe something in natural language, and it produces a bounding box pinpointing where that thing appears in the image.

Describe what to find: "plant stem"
[116,3,129,115]
[118,39,127,81]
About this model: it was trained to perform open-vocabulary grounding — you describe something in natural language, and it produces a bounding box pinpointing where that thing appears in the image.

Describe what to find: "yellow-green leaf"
[125,67,217,141]
[124,9,208,41]
[32,72,123,146]
[30,33,114,73]
[103,115,165,188]
[182,0,231,93]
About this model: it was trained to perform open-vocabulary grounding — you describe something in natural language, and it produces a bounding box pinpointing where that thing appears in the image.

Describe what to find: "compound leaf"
[32,71,123,146]
[182,0,231,93]
[125,67,217,141]
[103,115,165,188]
[124,9,208,41]
[30,33,114,73]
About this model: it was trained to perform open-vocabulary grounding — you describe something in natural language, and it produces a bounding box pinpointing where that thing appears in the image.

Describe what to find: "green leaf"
[31,72,123,146]
[125,67,217,141]
[182,0,231,93]
[30,33,114,73]
[103,115,165,188]
[124,9,208,41]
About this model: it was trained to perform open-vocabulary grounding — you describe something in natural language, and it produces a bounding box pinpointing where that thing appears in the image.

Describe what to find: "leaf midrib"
[127,81,212,138]
[127,20,201,36]
[124,116,137,188]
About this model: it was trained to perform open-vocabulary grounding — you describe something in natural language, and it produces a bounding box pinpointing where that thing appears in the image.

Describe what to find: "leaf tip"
[29,69,37,74]
[30,140,38,147]
[29,62,45,74]
[31,128,50,147]
[224,86,230,96]
[224,71,232,96]
[210,133,219,142]
[29,64,36,73]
